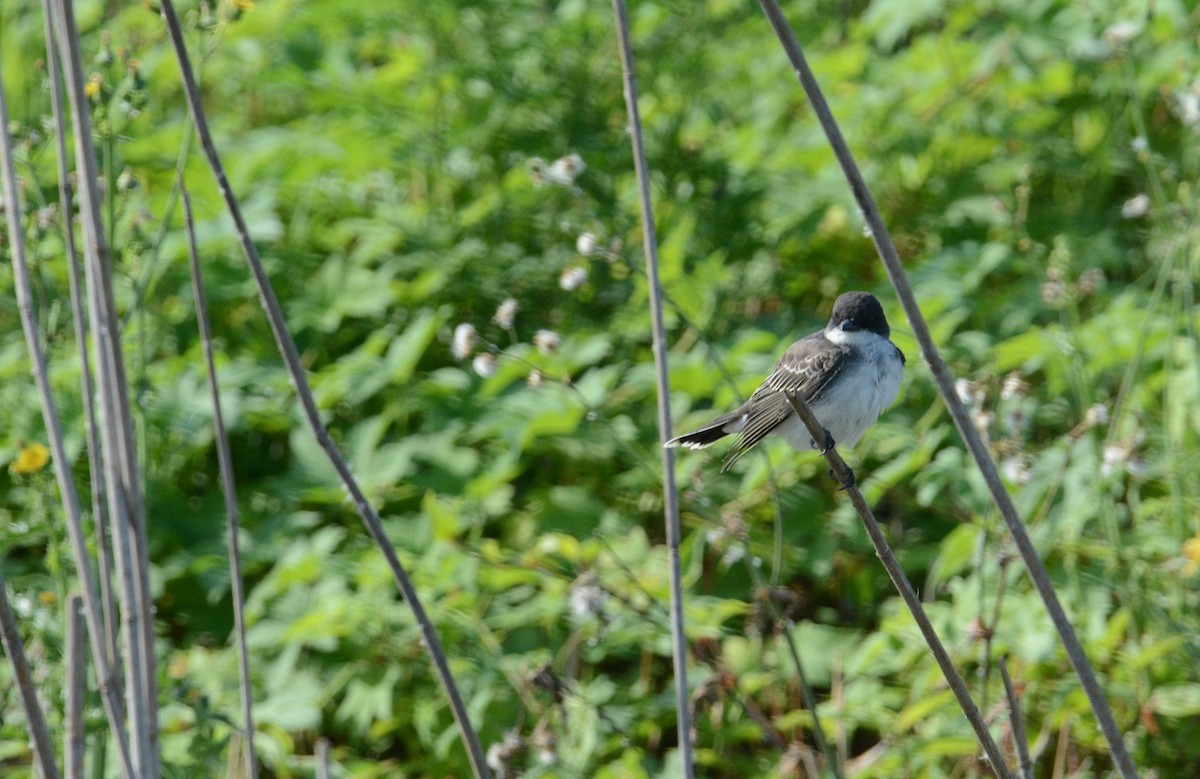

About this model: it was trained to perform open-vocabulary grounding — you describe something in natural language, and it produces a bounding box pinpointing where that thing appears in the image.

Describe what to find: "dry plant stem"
[609,0,695,773]
[157,3,489,775]
[781,393,1013,779]
[315,739,332,779]
[0,40,137,779]
[778,619,841,779]
[0,565,61,779]
[66,594,86,779]
[181,183,260,779]
[998,656,1034,779]
[41,0,121,679]
[49,0,159,773]
[755,4,1138,777]
[740,554,839,776]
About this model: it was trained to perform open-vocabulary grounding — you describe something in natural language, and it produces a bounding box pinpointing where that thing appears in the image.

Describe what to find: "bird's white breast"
[777,333,903,450]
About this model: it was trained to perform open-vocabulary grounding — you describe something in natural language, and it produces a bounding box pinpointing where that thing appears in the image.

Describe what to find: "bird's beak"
[839,319,859,332]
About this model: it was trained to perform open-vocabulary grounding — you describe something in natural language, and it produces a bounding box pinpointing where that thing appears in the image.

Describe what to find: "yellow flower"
[84,74,103,101]
[11,443,50,475]
[1184,534,1200,576]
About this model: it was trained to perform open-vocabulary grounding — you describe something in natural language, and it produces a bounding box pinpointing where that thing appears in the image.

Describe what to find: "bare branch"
[608,1,695,773]
[999,656,1035,779]
[65,594,86,779]
[156,2,489,774]
[315,738,332,779]
[0,566,60,779]
[782,391,1013,779]
[756,4,1137,776]
[2,16,138,773]
[40,0,121,685]
[181,181,260,779]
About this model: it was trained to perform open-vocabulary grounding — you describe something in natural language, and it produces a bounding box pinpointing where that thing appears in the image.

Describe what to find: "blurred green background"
[1,0,1199,775]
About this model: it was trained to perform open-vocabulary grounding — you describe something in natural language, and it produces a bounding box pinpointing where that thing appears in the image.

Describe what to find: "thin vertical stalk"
[315,739,332,779]
[157,2,489,775]
[756,4,1137,776]
[609,0,695,772]
[180,182,259,779]
[739,557,840,775]
[782,392,1013,778]
[0,567,61,779]
[0,35,135,778]
[779,619,840,778]
[49,0,157,772]
[999,656,1035,779]
[40,0,121,679]
[65,593,86,779]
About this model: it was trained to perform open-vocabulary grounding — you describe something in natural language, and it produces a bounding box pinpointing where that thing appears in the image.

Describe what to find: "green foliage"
[1,0,1198,776]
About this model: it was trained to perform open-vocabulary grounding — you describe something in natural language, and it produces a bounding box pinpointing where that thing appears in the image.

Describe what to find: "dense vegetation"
[1,0,1198,775]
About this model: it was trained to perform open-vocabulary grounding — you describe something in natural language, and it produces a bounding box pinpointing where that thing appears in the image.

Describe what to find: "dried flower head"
[1174,86,1200,126]
[1041,279,1068,306]
[533,329,561,354]
[36,205,57,231]
[492,298,518,329]
[116,166,137,193]
[971,409,994,442]
[1002,456,1031,485]
[559,266,588,291]
[576,232,599,256]
[1078,267,1105,296]
[1101,443,1127,477]
[1103,21,1141,46]
[1001,372,1030,401]
[1084,403,1109,428]
[485,730,523,777]
[546,153,585,186]
[955,378,975,406]
[451,323,476,360]
[472,353,497,378]
[1121,193,1150,219]
[527,156,547,185]
[568,571,607,621]
[531,719,556,765]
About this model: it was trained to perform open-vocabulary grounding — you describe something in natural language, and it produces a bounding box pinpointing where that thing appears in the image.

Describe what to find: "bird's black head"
[826,291,890,337]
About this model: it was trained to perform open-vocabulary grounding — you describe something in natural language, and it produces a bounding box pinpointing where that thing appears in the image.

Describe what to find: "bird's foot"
[829,466,857,491]
[810,428,836,455]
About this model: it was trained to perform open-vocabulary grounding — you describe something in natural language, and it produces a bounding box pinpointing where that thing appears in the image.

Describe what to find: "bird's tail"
[665,410,743,450]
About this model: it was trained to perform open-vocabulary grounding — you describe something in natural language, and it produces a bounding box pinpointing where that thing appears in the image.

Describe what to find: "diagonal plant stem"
[998,655,1034,779]
[756,3,1138,776]
[156,2,490,775]
[0,565,61,779]
[609,0,695,773]
[180,181,260,779]
[0,33,138,778]
[782,393,1013,778]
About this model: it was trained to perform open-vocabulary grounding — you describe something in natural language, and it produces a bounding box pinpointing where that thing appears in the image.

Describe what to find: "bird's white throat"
[824,327,881,347]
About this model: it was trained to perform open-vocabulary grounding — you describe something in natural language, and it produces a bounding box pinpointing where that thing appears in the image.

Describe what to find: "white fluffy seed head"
[451,323,476,360]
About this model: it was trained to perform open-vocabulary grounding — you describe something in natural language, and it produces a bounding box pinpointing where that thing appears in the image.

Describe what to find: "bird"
[665,291,905,472]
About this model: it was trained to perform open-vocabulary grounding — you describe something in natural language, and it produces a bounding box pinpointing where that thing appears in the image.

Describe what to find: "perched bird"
[666,291,904,471]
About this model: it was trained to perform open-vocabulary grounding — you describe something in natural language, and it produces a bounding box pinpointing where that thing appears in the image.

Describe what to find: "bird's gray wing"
[722,336,848,470]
